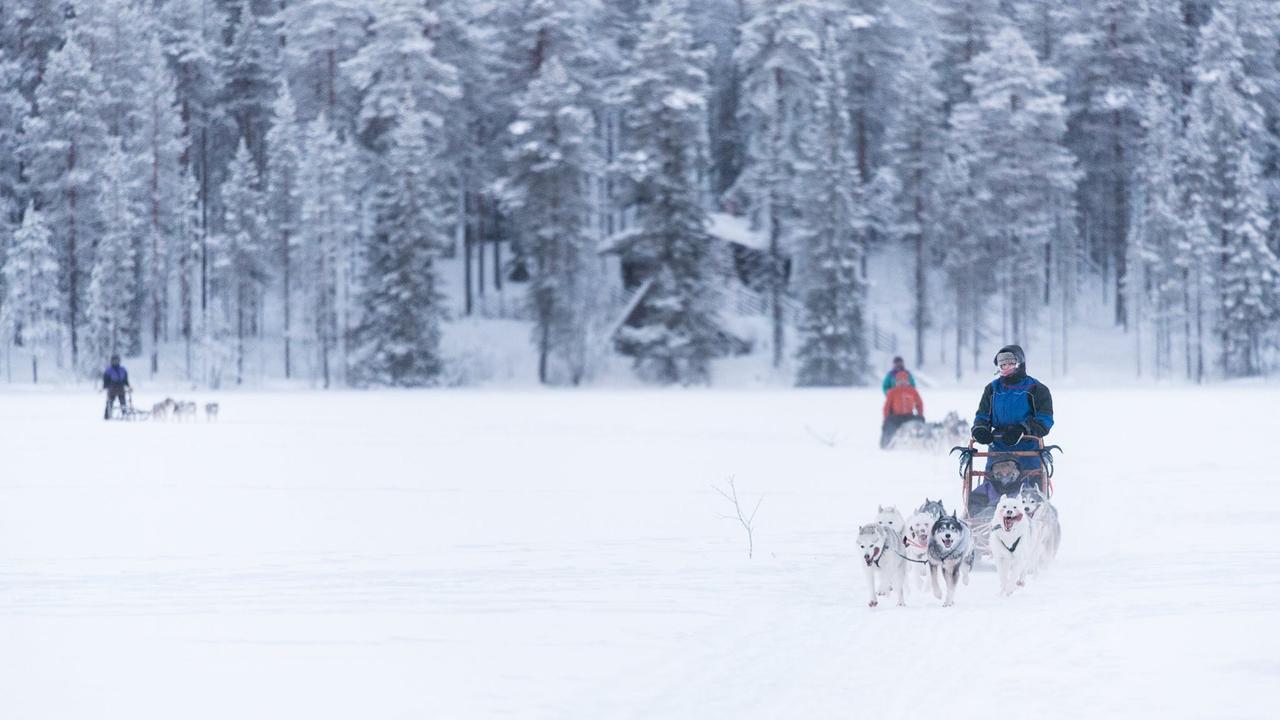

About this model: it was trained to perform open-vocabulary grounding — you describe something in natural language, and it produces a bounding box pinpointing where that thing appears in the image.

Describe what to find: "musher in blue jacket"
[102,354,131,420]
[968,345,1053,516]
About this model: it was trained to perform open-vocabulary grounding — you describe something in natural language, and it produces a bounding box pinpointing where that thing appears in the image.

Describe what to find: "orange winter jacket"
[883,385,924,419]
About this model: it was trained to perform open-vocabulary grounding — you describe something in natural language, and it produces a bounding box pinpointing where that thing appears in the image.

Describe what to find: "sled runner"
[105,389,150,421]
[951,437,1062,557]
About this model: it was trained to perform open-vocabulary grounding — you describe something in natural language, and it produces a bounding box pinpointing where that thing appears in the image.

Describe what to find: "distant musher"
[102,354,131,420]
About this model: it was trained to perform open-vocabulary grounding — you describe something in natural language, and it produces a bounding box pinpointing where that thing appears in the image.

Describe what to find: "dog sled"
[950,437,1062,557]
[105,389,150,421]
[886,411,970,451]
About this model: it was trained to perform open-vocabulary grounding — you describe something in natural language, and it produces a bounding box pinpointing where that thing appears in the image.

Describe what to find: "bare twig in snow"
[804,424,845,447]
[713,476,763,559]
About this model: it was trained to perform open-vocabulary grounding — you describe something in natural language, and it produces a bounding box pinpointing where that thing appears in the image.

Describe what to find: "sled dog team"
[151,397,220,422]
[858,487,1061,608]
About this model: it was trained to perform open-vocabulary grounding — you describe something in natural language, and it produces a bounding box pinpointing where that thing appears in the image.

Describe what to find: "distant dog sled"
[886,411,971,451]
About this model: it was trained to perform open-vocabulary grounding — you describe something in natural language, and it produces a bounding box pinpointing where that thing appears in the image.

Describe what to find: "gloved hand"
[971,426,994,445]
[998,423,1025,445]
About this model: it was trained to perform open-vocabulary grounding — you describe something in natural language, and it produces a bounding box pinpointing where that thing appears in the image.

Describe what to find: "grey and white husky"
[916,498,947,520]
[990,495,1032,595]
[927,512,975,607]
[1019,484,1061,569]
[858,522,906,608]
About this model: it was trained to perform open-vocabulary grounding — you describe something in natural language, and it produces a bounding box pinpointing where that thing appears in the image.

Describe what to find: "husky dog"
[990,495,1033,595]
[876,505,905,539]
[858,523,905,608]
[927,512,975,607]
[151,401,170,421]
[1019,484,1060,569]
[901,512,933,590]
[173,400,197,422]
[916,498,947,520]
[205,402,220,421]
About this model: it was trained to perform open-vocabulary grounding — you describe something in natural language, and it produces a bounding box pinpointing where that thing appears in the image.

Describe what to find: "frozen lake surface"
[1,387,1276,718]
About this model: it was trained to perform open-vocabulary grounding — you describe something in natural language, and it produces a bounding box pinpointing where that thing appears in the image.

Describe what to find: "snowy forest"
[0,0,1278,388]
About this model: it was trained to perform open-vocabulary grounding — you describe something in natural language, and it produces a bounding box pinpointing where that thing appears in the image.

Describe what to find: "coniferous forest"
[1,0,1278,387]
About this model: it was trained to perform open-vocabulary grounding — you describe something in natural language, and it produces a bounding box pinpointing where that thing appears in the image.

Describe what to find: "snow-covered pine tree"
[885,36,945,368]
[950,26,1079,344]
[0,45,28,217]
[276,0,370,130]
[215,140,269,385]
[137,34,186,376]
[84,140,142,370]
[1061,0,1155,328]
[794,24,869,387]
[350,103,449,387]
[342,0,460,152]
[7,0,66,103]
[2,203,63,382]
[160,0,234,316]
[841,0,908,185]
[1217,149,1278,376]
[1186,7,1271,378]
[24,33,110,369]
[222,0,280,171]
[265,81,303,378]
[611,0,723,385]
[501,57,601,385]
[1131,79,1187,380]
[297,116,359,388]
[930,0,1002,112]
[731,0,824,369]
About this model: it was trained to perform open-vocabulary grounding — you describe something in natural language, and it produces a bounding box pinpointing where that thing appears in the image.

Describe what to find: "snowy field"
[1,386,1277,719]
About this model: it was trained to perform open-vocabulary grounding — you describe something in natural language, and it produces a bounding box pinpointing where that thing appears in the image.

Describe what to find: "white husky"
[990,495,1033,595]
[901,512,933,591]
[858,522,905,608]
[876,505,905,538]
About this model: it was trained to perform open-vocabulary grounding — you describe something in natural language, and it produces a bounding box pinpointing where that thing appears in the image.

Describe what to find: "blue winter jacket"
[103,365,129,389]
[973,372,1053,472]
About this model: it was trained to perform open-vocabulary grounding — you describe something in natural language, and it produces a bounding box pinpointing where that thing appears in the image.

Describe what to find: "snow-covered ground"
[1,386,1276,719]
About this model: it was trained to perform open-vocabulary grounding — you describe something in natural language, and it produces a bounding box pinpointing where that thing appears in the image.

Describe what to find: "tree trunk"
[283,230,292,378]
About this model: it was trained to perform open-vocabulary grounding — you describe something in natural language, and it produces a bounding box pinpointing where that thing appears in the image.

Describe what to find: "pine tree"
[277,0,370,129]
[1186,7,1271,377]
[265,81,303,378]
[24,34,110,368]
[1131,79,1187,379]
[138,34,187,376]
[1219,149,1278,376]
[501,57,601,385]
[612,0,723,385]
[2,203,63,382]
[343,0,460,152]
[85,140,141,369]
[886,37,945,368]
[794,24,869,387]
[350,105,449,387]
[730,0,825,369]
[1062,0,1156,328]
[950,26,1079,344]
[222,0,280,171]
[297,116,359,387]
[931,0,1003,112]
[215,140,269,384]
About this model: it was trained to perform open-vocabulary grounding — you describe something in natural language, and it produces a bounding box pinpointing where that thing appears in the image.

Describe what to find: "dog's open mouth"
[864,547,880,566]
[941,537,953,549]
[1001,513,1022,531]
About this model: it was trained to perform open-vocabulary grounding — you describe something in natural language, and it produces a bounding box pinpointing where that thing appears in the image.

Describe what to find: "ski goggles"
[995,352,1020,368]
